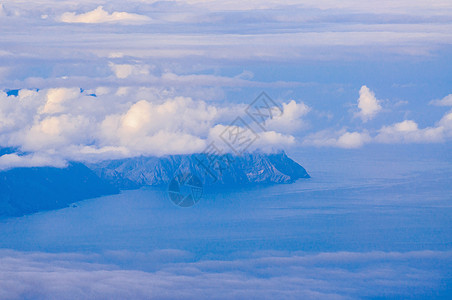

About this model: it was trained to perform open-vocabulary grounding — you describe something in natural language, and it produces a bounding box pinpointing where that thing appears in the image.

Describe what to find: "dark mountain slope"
[0,163,119,217]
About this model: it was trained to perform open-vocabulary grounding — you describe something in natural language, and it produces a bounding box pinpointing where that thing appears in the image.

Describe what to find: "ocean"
[0,144,451,299]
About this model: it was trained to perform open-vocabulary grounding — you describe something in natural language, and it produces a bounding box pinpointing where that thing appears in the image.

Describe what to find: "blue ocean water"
[0,144,451,299]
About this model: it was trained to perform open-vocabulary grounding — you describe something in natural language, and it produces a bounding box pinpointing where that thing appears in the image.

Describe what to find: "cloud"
[0,249,450,299]
[109,63,150,79]
[375,109,452,143]
[209,123,295,154]
[0,67,9,81]
[0,88,302,167]
[266,100,311,133]
[1,0,451,83]
[0,153,67,170]
[59,6,151,24]
[439,110,452,137]
[375,120,444,143]
[0,0,451,158]
[336,131,371,148]
[430,94,452,106]
[41,88,80,114]
[172,0,452,15]
[356,86,382,122]
[304,104,452,149]
[303,129,371,149]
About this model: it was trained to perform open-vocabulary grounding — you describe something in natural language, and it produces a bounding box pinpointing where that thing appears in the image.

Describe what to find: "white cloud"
[59,6,151,24]
[109,63,150,79]
[252,130,296,152]
[99,97,213,156]
[430,94,452,106]
[375,120,445,144]
[303,106,452,148]
[40,88,80,114]
[209,124,295,154]
[356,86,382,122]
[303,129,371,149]
[0,153,67,170]
[302,90,452,149]
[439,110,452,136]
[0,88,303,166]
[266,100,311,133]
[336,131,371,148]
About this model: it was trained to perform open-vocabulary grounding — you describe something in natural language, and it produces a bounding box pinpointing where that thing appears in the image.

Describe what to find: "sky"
[0,0,452,169]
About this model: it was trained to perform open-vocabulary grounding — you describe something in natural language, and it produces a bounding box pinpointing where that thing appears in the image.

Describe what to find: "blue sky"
[0,0,451,168]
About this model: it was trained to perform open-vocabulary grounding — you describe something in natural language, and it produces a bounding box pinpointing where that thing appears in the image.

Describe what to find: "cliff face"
[88,152,310,189]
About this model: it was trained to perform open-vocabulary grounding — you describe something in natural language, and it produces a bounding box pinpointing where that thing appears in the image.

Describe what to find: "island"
[0,152,309,216]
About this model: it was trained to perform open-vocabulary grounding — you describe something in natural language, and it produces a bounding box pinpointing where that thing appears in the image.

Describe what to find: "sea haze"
[0,144,451,299]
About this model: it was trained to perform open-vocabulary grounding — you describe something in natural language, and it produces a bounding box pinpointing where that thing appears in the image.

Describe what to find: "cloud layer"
[1,0,452,73]
[0,249,450,299]
[0,0,451,164]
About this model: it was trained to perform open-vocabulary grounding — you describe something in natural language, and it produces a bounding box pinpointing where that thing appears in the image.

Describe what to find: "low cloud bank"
[0,249,449,299]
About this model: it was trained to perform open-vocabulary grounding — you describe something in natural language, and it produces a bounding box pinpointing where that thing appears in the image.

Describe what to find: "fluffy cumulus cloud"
[304,105,452,148]
[0,88,305,169]
[373,105,452,144]
[356,86,382,122]
[375,120,445,143]
[299,85,452,149]
[99,97,216,156]
[3,86,447,161]
[58,6,151,24]
[265,100,311,133]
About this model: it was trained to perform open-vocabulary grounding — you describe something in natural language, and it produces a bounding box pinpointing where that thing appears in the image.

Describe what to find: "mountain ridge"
[0,151,309,216]
[88,151,310,188]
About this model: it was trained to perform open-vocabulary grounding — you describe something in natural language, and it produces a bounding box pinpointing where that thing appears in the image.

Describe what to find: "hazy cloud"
[430,94,452,106]
[109,63,151,79]
[0,153,67,171]
[303,129,371,149]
